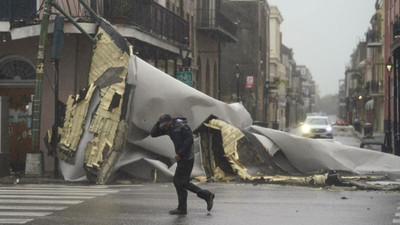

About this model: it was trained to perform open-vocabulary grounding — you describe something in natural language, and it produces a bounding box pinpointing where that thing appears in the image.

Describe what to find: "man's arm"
[150,121,165,137]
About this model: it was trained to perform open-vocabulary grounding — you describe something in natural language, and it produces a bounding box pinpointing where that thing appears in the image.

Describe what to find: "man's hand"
[174,154,181,162]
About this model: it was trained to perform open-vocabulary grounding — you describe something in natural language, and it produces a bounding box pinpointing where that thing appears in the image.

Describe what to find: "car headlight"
[301,124,311,133]
[326,126,332,132]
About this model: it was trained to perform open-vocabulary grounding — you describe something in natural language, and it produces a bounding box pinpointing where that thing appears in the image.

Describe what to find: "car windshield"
[305,118,329,125]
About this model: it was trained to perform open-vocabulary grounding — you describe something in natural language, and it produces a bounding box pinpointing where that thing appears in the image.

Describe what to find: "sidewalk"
[352,130,385,143]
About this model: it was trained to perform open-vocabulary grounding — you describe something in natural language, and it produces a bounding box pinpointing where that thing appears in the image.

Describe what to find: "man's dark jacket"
[151,117,194,160]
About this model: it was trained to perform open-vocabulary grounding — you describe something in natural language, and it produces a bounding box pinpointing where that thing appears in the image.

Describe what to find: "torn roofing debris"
[46,18,400,190]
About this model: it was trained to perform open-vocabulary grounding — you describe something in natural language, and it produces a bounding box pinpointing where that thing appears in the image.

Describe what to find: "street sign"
[176,68,193,86]
[245,76,255,88]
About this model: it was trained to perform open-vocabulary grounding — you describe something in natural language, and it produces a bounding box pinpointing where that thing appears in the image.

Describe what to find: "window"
[206,59,210,94]
[0,56,35,81]
[197,56,202,91]
[213,63,218,98]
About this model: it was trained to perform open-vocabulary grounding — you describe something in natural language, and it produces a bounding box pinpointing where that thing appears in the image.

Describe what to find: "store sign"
[176,69,193,86]
[245,76,255,88]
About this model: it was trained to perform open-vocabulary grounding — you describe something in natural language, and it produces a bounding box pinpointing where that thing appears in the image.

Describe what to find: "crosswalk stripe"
[0,199,83,204]
[5,184,111,188]
[0,185,119,224]
[0,195,94,199]
[0,219,33,224]
[0,186,117,190]
[394,218,400,224]
[0,191,108,196]
[0,206,67,210]
[0,212,53,217]
[0,189,118,194]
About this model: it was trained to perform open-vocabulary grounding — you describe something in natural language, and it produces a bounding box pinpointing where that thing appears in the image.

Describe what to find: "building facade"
[0,0,235,173]
[268,5,285,129]
[385,0,400,153]
[195,0,237,98]
[219,0,270,123]
[0,0,314,175]
[298,65,315,117]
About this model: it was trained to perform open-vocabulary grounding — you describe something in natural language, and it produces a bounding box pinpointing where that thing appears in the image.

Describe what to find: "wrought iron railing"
[196,9,237,36]
[104,0,189,45]
[366,29,381,43]
[1,0,189,46]
[393,16,400,39]
[366,80,381,94]
[0,0,37,21]
[1,0,105,22]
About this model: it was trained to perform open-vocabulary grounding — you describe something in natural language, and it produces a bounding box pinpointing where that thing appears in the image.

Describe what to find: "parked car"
[301,116,333,139]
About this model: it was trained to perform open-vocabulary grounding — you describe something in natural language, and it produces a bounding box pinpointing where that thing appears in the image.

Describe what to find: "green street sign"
[176,70,193,86]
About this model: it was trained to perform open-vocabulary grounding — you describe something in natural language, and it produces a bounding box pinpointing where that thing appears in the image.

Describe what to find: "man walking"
[151,114,215,215]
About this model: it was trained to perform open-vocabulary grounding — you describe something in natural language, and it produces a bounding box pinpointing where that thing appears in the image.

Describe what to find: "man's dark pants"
[173,158,212,210]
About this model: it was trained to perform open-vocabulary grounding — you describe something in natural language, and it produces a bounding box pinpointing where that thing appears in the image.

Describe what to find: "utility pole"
[235,64,240,102]
[32,0,52,152]
[51,15,65,178]
[28,0,52,175]
[386,57,393,153]
[28,0,99,176]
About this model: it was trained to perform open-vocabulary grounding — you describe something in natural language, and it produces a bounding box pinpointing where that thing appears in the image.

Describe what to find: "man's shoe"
[169,209,187,215]
[206,194,215,211]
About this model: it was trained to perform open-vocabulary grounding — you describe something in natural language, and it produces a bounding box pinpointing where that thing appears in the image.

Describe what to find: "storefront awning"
[365,99,374,110]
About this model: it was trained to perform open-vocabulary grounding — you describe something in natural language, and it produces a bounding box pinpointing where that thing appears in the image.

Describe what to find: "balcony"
[394,17,400,40]
[366,80,383,96]
[196,9,237,42]
[366,29,381,47]
[104,0,189,45]
[392,17,400,51]
[0,0,36,21]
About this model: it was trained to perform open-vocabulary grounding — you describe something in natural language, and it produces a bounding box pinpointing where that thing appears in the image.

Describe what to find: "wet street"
[0,118,395,225]
[289,115,364,148]
[1,183,398,225]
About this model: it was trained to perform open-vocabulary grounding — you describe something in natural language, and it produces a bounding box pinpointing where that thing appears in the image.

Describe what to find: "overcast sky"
[267,0,376,97]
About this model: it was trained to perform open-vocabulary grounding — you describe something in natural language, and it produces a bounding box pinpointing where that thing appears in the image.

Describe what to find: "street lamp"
[385,57,393,153]
[176,45,192,85]
[274,93,279,130]
[386,58,393,73]
[180,45,191,68]
[285,94,290,129]
[234,64,241,102]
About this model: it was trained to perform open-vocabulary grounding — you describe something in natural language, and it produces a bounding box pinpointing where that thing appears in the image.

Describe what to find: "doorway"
[0,55,35,172]
[0,88,34,171]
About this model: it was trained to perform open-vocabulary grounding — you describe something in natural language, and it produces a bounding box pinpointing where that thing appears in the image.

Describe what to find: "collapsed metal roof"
[48,18,400,189]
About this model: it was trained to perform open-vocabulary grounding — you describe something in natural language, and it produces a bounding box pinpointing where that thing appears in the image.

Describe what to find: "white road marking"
[0,206,67,210]
[0,199,83,204]
[0,211,53,216]
[0,185,119,224]
[0,189,117,194]
[0,195,94,199]
[0,219,33,224]
[0,191,108,196]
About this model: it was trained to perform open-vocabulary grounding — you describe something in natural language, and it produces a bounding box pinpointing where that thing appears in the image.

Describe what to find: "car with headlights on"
[300,116,333,139]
